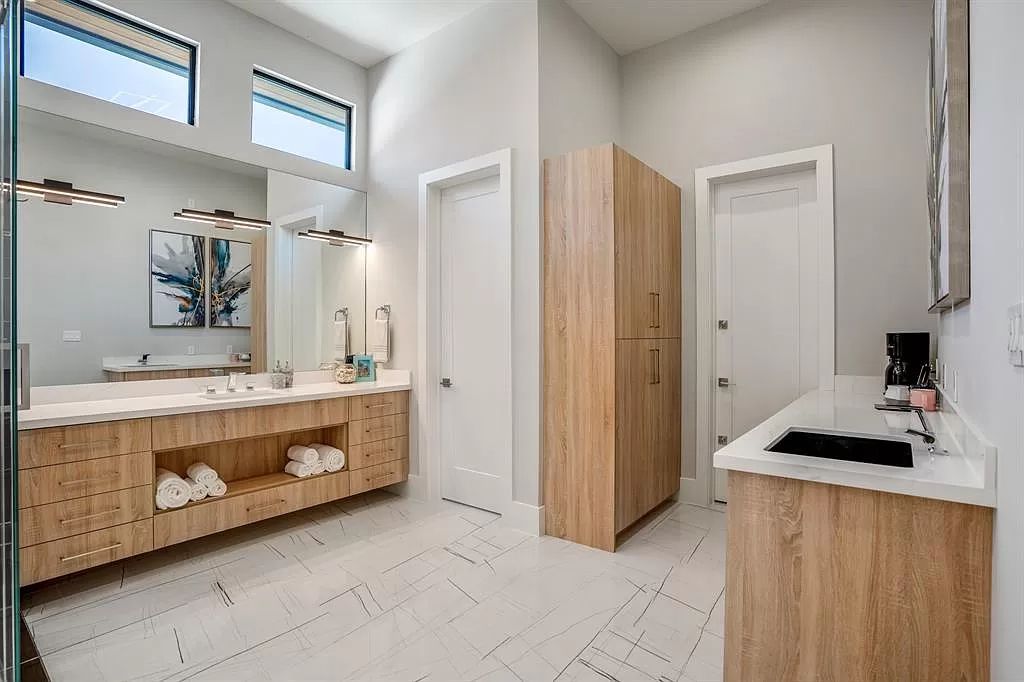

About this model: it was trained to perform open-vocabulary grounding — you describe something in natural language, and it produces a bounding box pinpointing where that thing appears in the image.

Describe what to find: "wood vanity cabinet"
[17,389,410,585]
[543,144,682,551]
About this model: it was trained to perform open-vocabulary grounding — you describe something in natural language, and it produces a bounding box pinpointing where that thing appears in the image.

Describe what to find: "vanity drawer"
[351,459,409,495]
[349,436,409,470]
[151,398,350,450]
[20,486,153,547]
[19,419,152,469]
[152,472,350,548]
[20,519,153,585]
[349,414,409,446]
[19,453,154,508]
[353,391,409,419]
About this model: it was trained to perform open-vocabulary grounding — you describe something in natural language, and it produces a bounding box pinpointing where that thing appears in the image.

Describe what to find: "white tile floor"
[23,491,726,682]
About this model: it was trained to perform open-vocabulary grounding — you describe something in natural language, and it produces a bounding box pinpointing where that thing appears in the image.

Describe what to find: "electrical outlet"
[187,345,197,355]
[1009,303,1024,367]
[187,198,196,209]
[941,362,948,390]
[226,345,233,354]
[61,330,82,342]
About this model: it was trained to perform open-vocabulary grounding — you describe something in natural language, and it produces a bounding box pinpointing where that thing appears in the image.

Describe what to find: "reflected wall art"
[150,229,206,327]
[210,238,252,327]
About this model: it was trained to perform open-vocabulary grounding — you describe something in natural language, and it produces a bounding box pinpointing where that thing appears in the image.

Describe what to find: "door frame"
[416,148,514,517]
[689,144,835,506]
[267,205,323,370]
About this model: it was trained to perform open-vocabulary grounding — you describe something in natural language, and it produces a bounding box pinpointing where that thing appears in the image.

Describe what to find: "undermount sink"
[119,362,177,368]
[766,428,914,468]
[199,388,282,400]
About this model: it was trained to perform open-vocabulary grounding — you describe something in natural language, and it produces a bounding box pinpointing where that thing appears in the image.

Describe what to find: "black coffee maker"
[884,332,931,391]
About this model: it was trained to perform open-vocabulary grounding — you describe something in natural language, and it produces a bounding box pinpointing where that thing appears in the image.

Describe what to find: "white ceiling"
[566,0,770,55]
[224,0,492,68]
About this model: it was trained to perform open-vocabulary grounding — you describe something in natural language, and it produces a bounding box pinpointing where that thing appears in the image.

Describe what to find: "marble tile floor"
[23,491,727,682]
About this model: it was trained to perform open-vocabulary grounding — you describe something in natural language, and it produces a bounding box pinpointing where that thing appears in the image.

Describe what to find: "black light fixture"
[296,228,372,246]
[10,178,125,207]
[172,208,270,231]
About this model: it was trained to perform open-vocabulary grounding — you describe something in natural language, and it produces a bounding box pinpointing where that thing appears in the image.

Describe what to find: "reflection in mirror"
[267,170,368,372]
[17,108,367,387]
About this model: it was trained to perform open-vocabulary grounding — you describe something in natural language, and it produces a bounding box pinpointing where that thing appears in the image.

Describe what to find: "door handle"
[440,377,453,388]
[649,349,661,385]
[648,293,661,329]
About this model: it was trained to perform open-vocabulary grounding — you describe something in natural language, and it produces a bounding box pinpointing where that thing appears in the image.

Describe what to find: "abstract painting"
[150,230,206,327]
[210,238,252,327]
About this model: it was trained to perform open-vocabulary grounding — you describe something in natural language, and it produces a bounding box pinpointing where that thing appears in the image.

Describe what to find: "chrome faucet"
[875,403,946,454]
[139,353,151,365]
[227,372,241,392]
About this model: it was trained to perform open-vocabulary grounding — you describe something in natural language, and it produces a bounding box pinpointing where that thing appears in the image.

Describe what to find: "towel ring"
[375,304,391,322]
[334,308,349,322]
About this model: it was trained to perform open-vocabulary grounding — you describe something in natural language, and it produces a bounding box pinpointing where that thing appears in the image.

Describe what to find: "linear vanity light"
[172,208,271,231]
[296,228,372,247]
[11,179,125,207]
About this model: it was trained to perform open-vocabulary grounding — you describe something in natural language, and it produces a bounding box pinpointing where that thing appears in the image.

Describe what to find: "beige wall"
[619,0,935,477]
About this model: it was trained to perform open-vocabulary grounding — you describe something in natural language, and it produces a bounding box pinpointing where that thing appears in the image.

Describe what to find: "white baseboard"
[680,476,709,506]
[503,500,545,536]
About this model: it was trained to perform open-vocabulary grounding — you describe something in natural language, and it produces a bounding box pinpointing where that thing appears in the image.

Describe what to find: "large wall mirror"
[18,108,368,388]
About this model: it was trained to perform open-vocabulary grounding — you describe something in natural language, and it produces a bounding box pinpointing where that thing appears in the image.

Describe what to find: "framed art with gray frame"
[927,0,970,312]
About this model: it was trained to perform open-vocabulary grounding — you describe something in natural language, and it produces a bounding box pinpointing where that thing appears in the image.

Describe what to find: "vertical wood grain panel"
[542,145,618,551]
[251,232,268,373]
[725,471,991,682]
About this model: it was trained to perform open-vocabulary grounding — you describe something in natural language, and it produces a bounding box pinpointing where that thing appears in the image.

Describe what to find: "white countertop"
[103,361,253,373]
[19,371,411,430]
[713,387,996,507]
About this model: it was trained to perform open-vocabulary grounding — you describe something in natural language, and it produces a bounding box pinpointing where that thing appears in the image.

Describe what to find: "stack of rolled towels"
[285,443,345,478]
[155,463,227,510]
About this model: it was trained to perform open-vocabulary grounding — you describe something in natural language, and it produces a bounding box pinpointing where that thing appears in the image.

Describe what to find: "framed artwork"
[150,229,206,327]
[353,354,376,383]
[210,238,253,327]
[927,0,970,312]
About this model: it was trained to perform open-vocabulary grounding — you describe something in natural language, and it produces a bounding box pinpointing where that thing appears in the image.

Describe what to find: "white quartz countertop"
[102,361,253,373]
[713,387,996,507]
[19,374,411,430]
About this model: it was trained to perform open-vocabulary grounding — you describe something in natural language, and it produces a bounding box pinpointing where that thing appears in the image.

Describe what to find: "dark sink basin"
[766,428,914,468]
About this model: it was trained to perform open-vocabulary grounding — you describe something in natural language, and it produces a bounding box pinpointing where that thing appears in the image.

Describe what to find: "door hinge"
[440,377,453,388]
[718,319,728,330]
[717,435,729,446]
[718,377,730,387]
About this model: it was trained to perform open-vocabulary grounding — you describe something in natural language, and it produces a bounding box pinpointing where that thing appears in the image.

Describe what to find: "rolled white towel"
[284,461,314,478]
[310,443,345,472]
[156,468,191,510]
[311,459,326,475]
[186,462,219,487]
[185,476,209,502]
[287,445,319,465]
[207,478,228,497]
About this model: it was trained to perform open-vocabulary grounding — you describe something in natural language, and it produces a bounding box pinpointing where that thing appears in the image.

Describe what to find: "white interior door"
[713,169,820,502]
[439,174,511,513]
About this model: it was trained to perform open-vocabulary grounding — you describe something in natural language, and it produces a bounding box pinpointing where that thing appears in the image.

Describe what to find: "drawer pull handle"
[58,438,119,450]
[59,474,116,487]
[365,426,392,434]
[367,473,395,483]
[246,499,286,513]
[59,507,121,525]
[60,543,122,562]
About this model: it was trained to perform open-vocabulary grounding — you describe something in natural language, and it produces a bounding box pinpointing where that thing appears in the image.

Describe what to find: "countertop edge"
[102,362,254,373]
[18,382,412,430]
[714,452,997,508]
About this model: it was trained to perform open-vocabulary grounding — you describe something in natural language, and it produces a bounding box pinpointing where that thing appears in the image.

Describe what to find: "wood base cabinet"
[543,144,682,551]
[725,470,992,682]
[18,390,410,585]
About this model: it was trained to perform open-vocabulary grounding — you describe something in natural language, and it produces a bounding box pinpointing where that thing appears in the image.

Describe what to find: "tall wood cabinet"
[543,143,682,551]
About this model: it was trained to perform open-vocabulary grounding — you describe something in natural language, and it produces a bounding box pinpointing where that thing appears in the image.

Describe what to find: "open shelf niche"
[152,424,348,514]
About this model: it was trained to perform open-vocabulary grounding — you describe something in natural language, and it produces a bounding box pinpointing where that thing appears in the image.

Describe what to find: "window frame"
[20,0,198,125]
[251,68,354,171]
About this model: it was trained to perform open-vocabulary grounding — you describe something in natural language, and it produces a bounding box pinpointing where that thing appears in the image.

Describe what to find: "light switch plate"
[1009,303,1024,367]
[187,345,197,355]
[226,344,233,354]
[61,330,82,342]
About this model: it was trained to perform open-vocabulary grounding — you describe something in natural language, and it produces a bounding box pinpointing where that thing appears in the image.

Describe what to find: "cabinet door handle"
[649,349,662,385]
[60,507,121,525]
[60,543,122,562]
[59,474,116,487]
[58,438,119,450]
[246,499,286,514]
[649,292,661,329]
